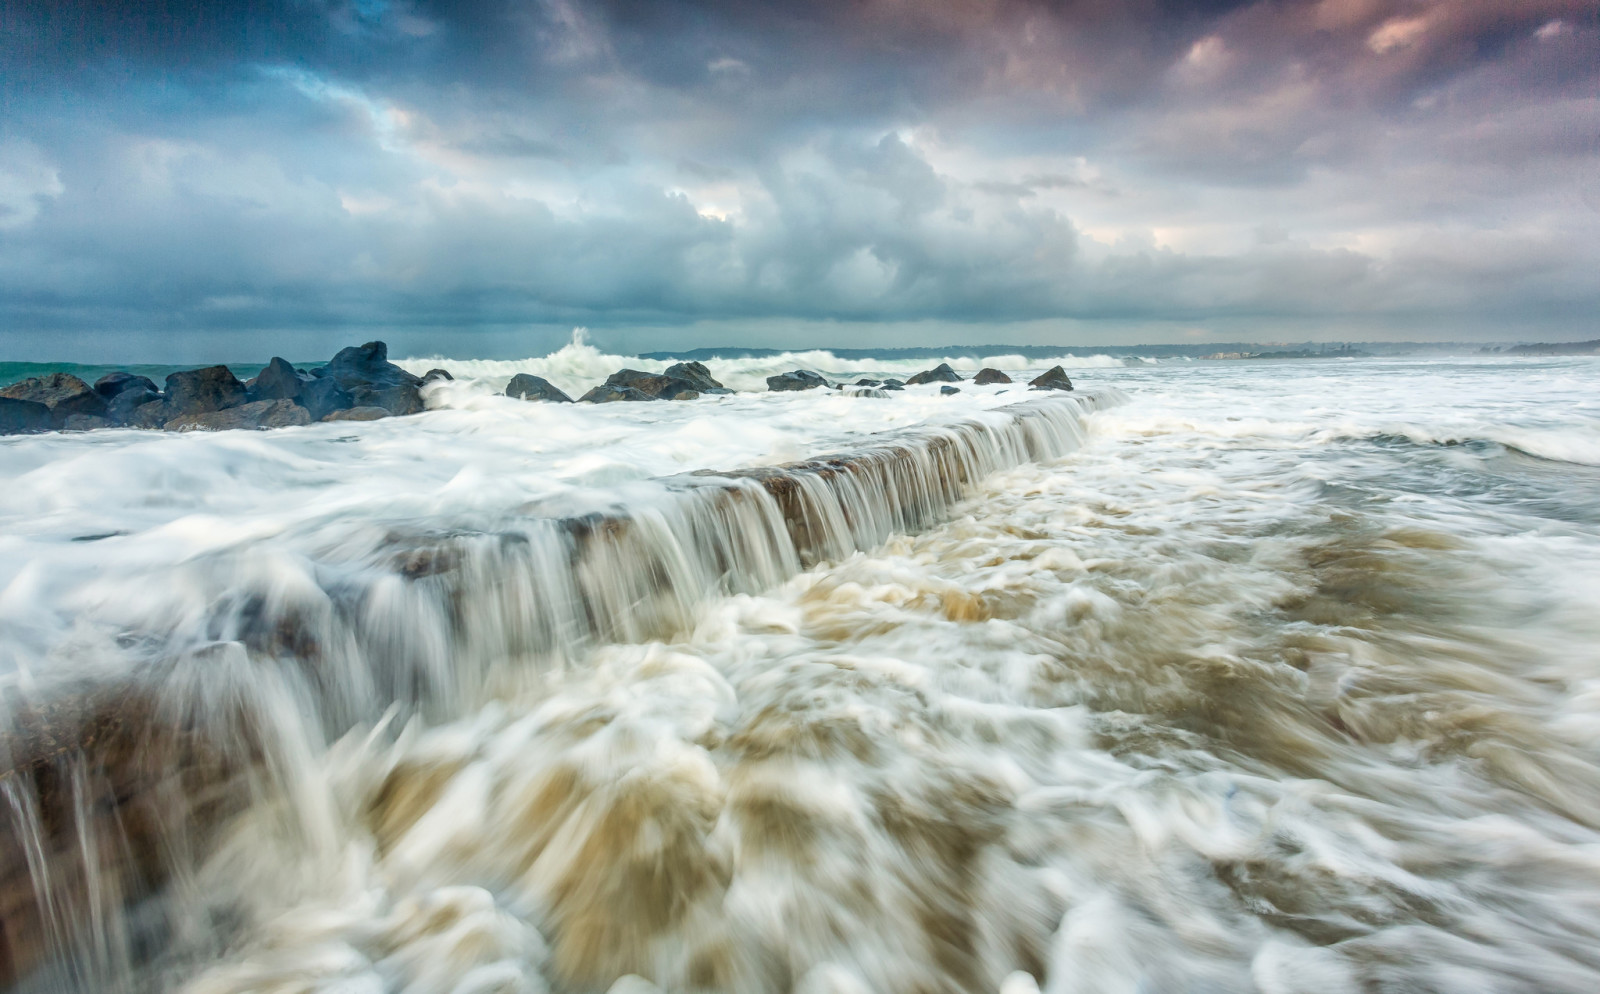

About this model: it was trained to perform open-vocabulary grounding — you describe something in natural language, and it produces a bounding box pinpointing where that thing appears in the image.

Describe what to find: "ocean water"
[3,344,1600,994]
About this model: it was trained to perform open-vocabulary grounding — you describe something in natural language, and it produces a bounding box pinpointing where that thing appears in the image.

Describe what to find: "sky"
[1,0,1597,359]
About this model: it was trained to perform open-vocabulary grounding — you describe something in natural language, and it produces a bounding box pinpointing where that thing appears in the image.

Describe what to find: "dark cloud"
[1,0,1597,352]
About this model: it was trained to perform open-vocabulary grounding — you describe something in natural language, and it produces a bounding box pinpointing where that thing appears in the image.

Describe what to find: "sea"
[2,337,1599,993]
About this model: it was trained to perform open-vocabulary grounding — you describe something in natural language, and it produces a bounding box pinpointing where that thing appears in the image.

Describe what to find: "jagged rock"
[314,342,423,416]
[973,368,1012,385]
[940,385,961,395]
[322,406,392,422]
[906,363,962,385]
[93,371,159,400]
[0,397,52,434]
[767,370,828,392]
[165,366,247,417]
[579,384,654,403]
[167,399,311,431]
[0,373,108,426]
[62,414,112,430]
[602,368,700,400]
[422,368,453,384]
[506,373,573,403]
[247,357,310,403]
[300,376,354,421]
[662,361,730,394]
[1029,366,1074,391]
[882,379,905,391]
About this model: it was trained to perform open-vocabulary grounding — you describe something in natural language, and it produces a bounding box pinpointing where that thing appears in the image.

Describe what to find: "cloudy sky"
[2,0,1596,358]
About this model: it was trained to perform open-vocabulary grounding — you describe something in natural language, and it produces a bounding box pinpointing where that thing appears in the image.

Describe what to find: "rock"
[322,406,391,422]
[973,367,1012,385]
[602,368,700,400]
[165,365,247,417]
[422,368,454,384]
[671,390,700,401]
[846,387,889,399]
[314,341,423,416]
[940,385,961,395]
[766,370,828,392]
[578,384,655,403]
[906,363,962,385]
[247,357,310,403]
[881,379,905,391]
[505,373,573,403]
[0,397,52,434]
[62,414,112,430]
[105,384,163,424]
[125,399,172,429]
[166,399,311,431]
[93,371,159,400]
[0,373,108,426]
[300,376,354,421]
[854,378,882,386]
[662,361,730,394]
[1029,366,1074,391]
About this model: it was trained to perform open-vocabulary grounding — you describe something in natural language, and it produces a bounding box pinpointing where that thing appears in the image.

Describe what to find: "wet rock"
[165,365,247,417]
[906,363,962,385]
[322,406,392,422]
[300,376,354,422]
[506,373,573,403]
[662,361,730,394]
[127,399,172,429]
[103,379,163,425]
[855,378,882,386]
[671,389,700,401]
[578,384,654,403]
[0,397,52,434]
[421,368,454,384]
[941,385,961,395]
[766,370,828,392]
[93,371,159,400]
[603,368,700,400]
[973,368,1012,385]
[314,341,423,416]
[62,414,112,431]
[247,357,310,403]
[847,387,889,399]
[0,372,109,426]
[166,399,311,431]
[881,379,905,391]
[1029,366,1074,391]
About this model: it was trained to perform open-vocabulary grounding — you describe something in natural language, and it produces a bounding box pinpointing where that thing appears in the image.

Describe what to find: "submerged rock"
[579,384,654,403]
[247,357,311,403]
[322,406,391,422]
[314,341,423,416]
[0,372,108,426]
[881,378,905,391]
[1029,366,1074,391]
[941,385,961,395]
[662,361,730,394]
[165,365,247,417]
[167,399,311,431]
[767,369,828,392]
[973,367,1012,385]
[506,373,574,403]
[906,363,962,385]
[0,397,52,434]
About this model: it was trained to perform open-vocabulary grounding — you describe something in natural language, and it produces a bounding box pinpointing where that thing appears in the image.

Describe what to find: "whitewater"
[3,340,1600,994]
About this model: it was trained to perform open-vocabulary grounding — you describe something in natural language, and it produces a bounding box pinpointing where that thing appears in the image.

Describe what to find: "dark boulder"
[1029,366,1074,391]
[662,361,730,394]
[165,366,247,417]
[127,400,172,429]
[422,368,454,384]
[906,363,962,385]
[0,397,52,434]
[973,368,1012,385]
[506,373,573,403]
[322,406,391,422]
[578,384,654,403]
[766,370,828,392]
[93,371,159,400]
[0,373,108,426]
[940,385,961,395]
[603,368,700,400]
[854,378,882,386]
[314,341,423,416]
[881,379,905,391]
[247,357,310,403]
[300,376,354,422]
[167,399,311,431]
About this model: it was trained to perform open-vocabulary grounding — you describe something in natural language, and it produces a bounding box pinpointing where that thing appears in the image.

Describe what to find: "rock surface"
[167,399,312,431]
[1029,366,1074,391]
[165,366,247,417]
[0,397,52,434]
[300,376,353,421]
[0,373,109,426]
[579,384,655,403]
[93,371,159,400]
[881,379,905,391]
[322,406,392,422]
[314,341,423,416]
[247,357,310,403]
[973,367,1012,385]
[506,373,574,403]
[767,370,828,392]
[941,385,961,395]
[662,361,730,394]
[906,363,962,385]
[603,368,702,400]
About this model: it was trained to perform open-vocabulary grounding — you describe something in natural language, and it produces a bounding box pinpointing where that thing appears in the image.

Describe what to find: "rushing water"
[3,346,1600,993]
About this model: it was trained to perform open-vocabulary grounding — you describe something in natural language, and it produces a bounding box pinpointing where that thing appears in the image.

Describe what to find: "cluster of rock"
[505,361,732,404]
[0,341,436,435]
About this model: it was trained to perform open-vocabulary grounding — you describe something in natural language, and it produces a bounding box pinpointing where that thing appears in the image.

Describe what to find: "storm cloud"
[2,0,1597,354]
